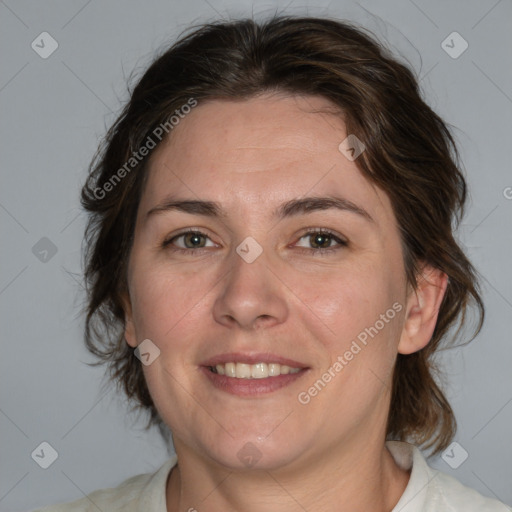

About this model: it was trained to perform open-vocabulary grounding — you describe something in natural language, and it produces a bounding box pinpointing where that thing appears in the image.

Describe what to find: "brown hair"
[81,15,484,455]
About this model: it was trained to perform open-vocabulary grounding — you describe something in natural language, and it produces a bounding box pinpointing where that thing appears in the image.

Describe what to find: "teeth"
[236,363,252,379]
[212,362,301,378]
[268,363,280,376]
[251,363,267,379]
[225,362,236,377]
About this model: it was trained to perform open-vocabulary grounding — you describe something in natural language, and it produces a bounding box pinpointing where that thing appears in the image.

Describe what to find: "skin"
[123,93,448,512]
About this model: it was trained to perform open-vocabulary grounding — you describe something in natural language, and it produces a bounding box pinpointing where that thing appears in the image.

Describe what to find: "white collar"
[387,440,436,511]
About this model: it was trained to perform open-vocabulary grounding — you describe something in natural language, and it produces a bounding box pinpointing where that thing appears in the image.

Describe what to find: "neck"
[165,431,410,512]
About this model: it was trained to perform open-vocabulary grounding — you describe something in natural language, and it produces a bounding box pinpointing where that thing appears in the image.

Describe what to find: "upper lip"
[201,352,308,368]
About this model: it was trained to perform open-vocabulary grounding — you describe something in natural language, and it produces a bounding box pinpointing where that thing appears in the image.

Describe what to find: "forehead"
[141,94,392,223]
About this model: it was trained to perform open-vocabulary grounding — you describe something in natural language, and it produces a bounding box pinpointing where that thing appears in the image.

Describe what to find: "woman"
[38,15,510,512]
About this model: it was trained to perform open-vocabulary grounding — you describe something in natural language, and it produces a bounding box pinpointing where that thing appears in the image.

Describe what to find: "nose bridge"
[212,239,288,329]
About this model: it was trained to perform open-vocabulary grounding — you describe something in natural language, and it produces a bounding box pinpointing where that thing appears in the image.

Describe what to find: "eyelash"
[162,228,348,256]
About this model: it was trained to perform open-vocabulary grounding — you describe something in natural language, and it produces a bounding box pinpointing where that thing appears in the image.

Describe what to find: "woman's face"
[124,94,417,470]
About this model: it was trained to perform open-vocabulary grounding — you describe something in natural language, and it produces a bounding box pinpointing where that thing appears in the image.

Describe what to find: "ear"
[398,265,448,355]
[120,292,138,348]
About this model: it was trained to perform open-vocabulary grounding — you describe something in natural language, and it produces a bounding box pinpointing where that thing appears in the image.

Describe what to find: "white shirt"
[34,441,510,511]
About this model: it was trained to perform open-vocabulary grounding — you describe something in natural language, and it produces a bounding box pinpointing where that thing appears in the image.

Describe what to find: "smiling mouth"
[209,362,302,379]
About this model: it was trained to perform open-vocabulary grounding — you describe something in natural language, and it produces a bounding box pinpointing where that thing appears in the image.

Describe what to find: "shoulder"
[33,473,151,512]
[32,456,177,512]
[427,469,511,512]
[386,441,510,512]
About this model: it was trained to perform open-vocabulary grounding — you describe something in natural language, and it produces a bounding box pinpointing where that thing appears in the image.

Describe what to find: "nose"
[212,247,289,330]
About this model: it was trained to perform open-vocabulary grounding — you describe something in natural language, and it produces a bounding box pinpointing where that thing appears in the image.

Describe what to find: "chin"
[195,432,308,472]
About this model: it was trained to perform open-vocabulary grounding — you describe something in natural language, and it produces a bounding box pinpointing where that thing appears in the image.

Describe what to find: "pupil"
[187,233,203,247]
[313,234,329,248]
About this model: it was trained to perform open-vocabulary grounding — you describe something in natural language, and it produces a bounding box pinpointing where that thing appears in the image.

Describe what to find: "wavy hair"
[81,15,484,455]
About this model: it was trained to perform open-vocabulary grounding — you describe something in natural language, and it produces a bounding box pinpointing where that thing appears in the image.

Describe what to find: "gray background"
[1,0,511,510]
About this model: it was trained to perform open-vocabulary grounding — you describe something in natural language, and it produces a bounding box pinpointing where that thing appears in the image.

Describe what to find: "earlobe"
[398,266,448,355]
[120,293,138,348]
[124,318,137,348]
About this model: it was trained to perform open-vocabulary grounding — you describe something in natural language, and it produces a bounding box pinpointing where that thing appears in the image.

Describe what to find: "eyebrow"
[146,196,374,223]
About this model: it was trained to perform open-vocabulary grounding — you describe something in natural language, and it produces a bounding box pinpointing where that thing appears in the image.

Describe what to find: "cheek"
[298,261,399,337]
[299,264,405,397]
[129,263,209,340]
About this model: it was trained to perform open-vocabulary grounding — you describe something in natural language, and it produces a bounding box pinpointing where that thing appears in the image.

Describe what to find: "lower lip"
[201,367,308,396]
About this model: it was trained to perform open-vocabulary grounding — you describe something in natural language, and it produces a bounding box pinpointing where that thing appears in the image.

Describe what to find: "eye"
[162,230,216,253]
[294,228,348,255]
[162,228,348,256]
